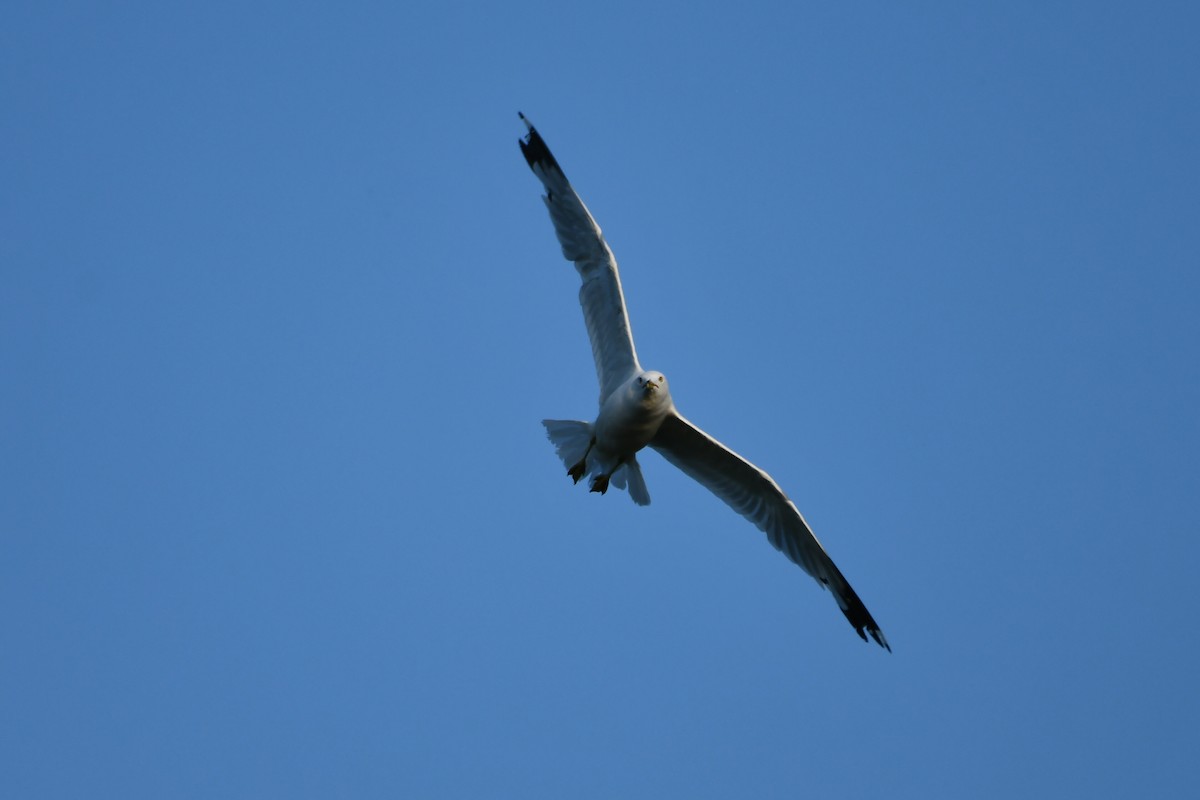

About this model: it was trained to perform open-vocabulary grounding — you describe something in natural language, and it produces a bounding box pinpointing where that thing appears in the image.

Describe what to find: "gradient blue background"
[4,1,1198,796]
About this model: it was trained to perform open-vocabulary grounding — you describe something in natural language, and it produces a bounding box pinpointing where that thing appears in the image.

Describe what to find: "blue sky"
[3,1,1198,796]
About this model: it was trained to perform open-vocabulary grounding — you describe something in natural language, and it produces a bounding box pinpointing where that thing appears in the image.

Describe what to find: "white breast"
[594,374,674,455]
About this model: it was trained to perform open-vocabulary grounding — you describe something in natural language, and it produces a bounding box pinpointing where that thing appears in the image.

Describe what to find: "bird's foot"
[568,459,587,484]
[589,474,610,495]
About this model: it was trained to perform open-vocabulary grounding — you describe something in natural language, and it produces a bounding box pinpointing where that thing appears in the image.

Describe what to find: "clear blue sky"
[3,1,1198,796]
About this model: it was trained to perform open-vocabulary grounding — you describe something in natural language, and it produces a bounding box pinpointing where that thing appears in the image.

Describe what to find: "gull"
[519,114,890,651]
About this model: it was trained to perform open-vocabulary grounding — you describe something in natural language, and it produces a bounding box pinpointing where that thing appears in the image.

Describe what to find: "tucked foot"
[568,459,587,484]
[589,474,610,494]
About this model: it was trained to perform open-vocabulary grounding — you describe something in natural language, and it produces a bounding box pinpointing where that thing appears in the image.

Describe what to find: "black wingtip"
[839,587,891,652]
[851,622,891,652]
[517,114,566,180]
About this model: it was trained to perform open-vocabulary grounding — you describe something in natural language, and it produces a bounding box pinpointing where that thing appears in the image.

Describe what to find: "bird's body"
[519,114,890,651]
[594,371,672,460]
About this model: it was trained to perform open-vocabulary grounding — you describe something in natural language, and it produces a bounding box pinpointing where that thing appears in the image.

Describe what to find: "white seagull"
[519,114,890,650]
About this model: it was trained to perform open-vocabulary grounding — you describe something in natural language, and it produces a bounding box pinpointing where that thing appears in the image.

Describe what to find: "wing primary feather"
[518,112,567,194]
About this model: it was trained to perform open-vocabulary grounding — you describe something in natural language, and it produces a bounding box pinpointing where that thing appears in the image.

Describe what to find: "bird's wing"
[519,114,641,402]
[650,412,890,650]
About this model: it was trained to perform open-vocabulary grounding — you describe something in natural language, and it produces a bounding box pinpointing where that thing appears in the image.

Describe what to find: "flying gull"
[519,114,890,650]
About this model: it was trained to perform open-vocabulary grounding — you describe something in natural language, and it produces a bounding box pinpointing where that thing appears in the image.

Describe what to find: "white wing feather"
[519,115,641,402]
[651,412,890,650]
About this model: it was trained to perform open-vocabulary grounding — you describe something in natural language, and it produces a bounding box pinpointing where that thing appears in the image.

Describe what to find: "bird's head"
[635,371,669,401]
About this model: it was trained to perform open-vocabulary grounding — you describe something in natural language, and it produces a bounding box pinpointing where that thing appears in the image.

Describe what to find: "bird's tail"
[609,455,651,506]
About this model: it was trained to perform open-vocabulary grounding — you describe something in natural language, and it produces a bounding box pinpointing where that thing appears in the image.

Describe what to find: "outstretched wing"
[519,114,641,403]
[651,412,890,650]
